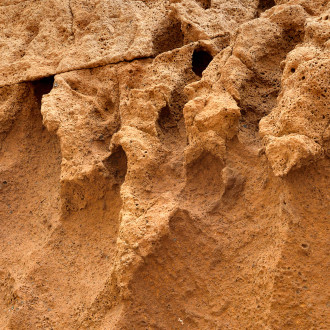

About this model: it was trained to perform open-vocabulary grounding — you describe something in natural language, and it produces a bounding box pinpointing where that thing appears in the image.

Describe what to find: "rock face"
[0,0,329,329]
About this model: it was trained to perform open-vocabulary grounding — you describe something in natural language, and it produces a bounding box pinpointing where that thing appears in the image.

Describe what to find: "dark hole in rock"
[103,146,128,185]
[192,49,213,77]
[32,76,55,108]
[196,0,211,10]
[153,18,184,54]
[291,68,296,73]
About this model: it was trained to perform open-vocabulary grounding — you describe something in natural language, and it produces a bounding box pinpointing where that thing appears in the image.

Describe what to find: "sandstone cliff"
[0,0,329,329]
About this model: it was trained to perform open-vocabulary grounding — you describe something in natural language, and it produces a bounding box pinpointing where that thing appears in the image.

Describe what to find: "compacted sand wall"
[0,0,329,329]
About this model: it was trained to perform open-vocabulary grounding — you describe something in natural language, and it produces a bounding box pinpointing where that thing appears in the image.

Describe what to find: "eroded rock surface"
[0,0,329,329]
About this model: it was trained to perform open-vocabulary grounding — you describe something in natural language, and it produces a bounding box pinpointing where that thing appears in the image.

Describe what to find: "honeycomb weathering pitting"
[0,0,329,329]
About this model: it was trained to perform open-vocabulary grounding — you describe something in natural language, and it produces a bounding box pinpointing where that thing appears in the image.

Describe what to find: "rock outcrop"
[0,0,329,329]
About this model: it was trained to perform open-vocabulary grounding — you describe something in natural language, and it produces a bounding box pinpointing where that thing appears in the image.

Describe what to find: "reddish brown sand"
[0,0,329,329]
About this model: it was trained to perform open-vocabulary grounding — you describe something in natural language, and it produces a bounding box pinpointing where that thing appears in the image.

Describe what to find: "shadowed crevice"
[103,146,128,186]
[192,49,213,77]
[257,0,276,16]
[32,76,54,107]
[152,18,184,55]
[157,105,178,136]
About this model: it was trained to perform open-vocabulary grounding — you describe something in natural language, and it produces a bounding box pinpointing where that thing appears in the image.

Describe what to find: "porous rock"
[0,0,329,329]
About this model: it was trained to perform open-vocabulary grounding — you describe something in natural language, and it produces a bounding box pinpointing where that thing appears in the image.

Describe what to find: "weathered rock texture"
[0,0,329,329]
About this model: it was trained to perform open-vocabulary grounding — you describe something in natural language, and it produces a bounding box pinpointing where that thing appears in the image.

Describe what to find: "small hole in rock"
[32,76,55,107]
[291,68,296,73]
[301,243,309,249]
[192,49,213,77]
